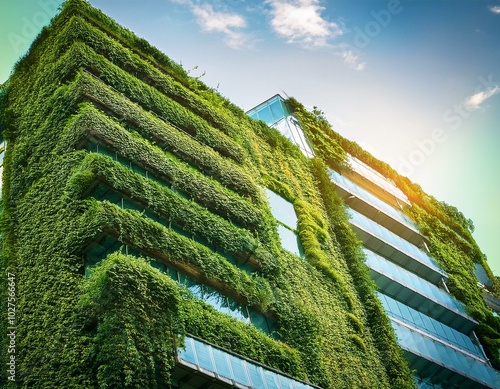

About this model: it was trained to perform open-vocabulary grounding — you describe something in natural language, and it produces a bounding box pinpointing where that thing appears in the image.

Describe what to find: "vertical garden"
[2,0,496,388]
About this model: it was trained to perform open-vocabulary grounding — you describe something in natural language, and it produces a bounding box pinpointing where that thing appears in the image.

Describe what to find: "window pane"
[266,189,297,229]
[278,225,302,256]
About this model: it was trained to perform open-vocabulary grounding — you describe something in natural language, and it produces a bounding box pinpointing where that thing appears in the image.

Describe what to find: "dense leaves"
[0,0,432,388]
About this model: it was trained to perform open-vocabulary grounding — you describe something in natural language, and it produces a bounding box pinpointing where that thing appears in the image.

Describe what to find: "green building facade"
[1,1,499,387]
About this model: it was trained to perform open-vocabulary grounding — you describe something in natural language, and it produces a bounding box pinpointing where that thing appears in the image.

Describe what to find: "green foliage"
[0,1,421,388]
[310,158,416,389]
[78,253,181,388]
[58,0,248,133]
[77,199,275,309]
[262,174,296,202]
[180,297,308,380]
[62,102,265,232]
[295,199,355,310]
[286,97,347,169]
[52,14,245,152]
[67,152,277,272]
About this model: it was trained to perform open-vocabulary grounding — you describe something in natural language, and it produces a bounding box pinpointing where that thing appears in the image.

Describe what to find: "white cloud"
[489,5,500,14]
[192,4,246,33]
[178,1,249,49]
[267,0,343,48]
[464,86,500,110]
[339,48,366,71]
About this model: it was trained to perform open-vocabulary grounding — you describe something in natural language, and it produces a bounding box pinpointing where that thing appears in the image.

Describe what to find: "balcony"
[348,209,447,284]
[366,249,478,333]
[392,320,500,389]
[329,169,425,247]
[344,155,410,208]
[173,335,321,389]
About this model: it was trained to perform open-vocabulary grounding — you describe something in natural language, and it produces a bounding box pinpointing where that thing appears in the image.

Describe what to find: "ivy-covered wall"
[287,97,500,371]
[0,1,420,388]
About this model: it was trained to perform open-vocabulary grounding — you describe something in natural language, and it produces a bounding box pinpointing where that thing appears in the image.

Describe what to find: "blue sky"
[1,0,500,276]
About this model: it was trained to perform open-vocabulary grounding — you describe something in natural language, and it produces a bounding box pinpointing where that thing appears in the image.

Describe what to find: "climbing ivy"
[288,97,500,375]
[0,1,421,388]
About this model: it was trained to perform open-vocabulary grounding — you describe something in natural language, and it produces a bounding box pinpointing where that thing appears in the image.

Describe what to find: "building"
[249,95,500,388]
[1,1,499,388]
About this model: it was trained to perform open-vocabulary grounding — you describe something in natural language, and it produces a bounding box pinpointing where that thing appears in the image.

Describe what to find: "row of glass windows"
[86,140,304,261]
[365,249,469,318]
[247,95,291,127]
[378,292,484,358]
[392,320,500,388]
[85,139,255,230]
[349,208,442,272]
[329,169,418,234]
[178,336,318,389]
[347,155,409,205]
[247,95,314,158]
[85,238,277,337]
[152,261,279,337]
[89,183,254,274]
[85,140,174,189]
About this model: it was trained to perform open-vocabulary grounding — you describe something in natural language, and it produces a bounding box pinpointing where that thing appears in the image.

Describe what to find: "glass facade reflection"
[348,208,444,279]
[247,95,314,157]
[347,155,409,205]
[329,169,420,235]
[393,320,500,388]
[365,250,471,320]
[327,155,499,386]
[178,336,319,389]
[378,293,484,357]
[266,189,303,257]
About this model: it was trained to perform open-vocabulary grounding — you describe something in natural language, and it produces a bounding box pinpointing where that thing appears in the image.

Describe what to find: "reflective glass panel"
[329,169,418,231]
[178,337,321,389]
[365,249,468,317]
[392,321,500,388]
[278,224,303,257]
[378,292,484,357]
[266,189,298,229]
[351,209,442,271]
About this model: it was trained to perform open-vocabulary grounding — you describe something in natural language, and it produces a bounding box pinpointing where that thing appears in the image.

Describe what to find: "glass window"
[203,286,229,315]
[365,248,468,318]
[329,169,417,231]
[265,189,304,257]
[351,209,442,272]
[195,341,215,372]
[230,357,250,386]
[278,225,303,256]
[246,363,267,388]
[265,189,297,230]
[256,105,274,124]
[264,371,281,389]
[269,99,286,122]
[211,347,232,379]
[228,299,250,323]
[179,337,197,365]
